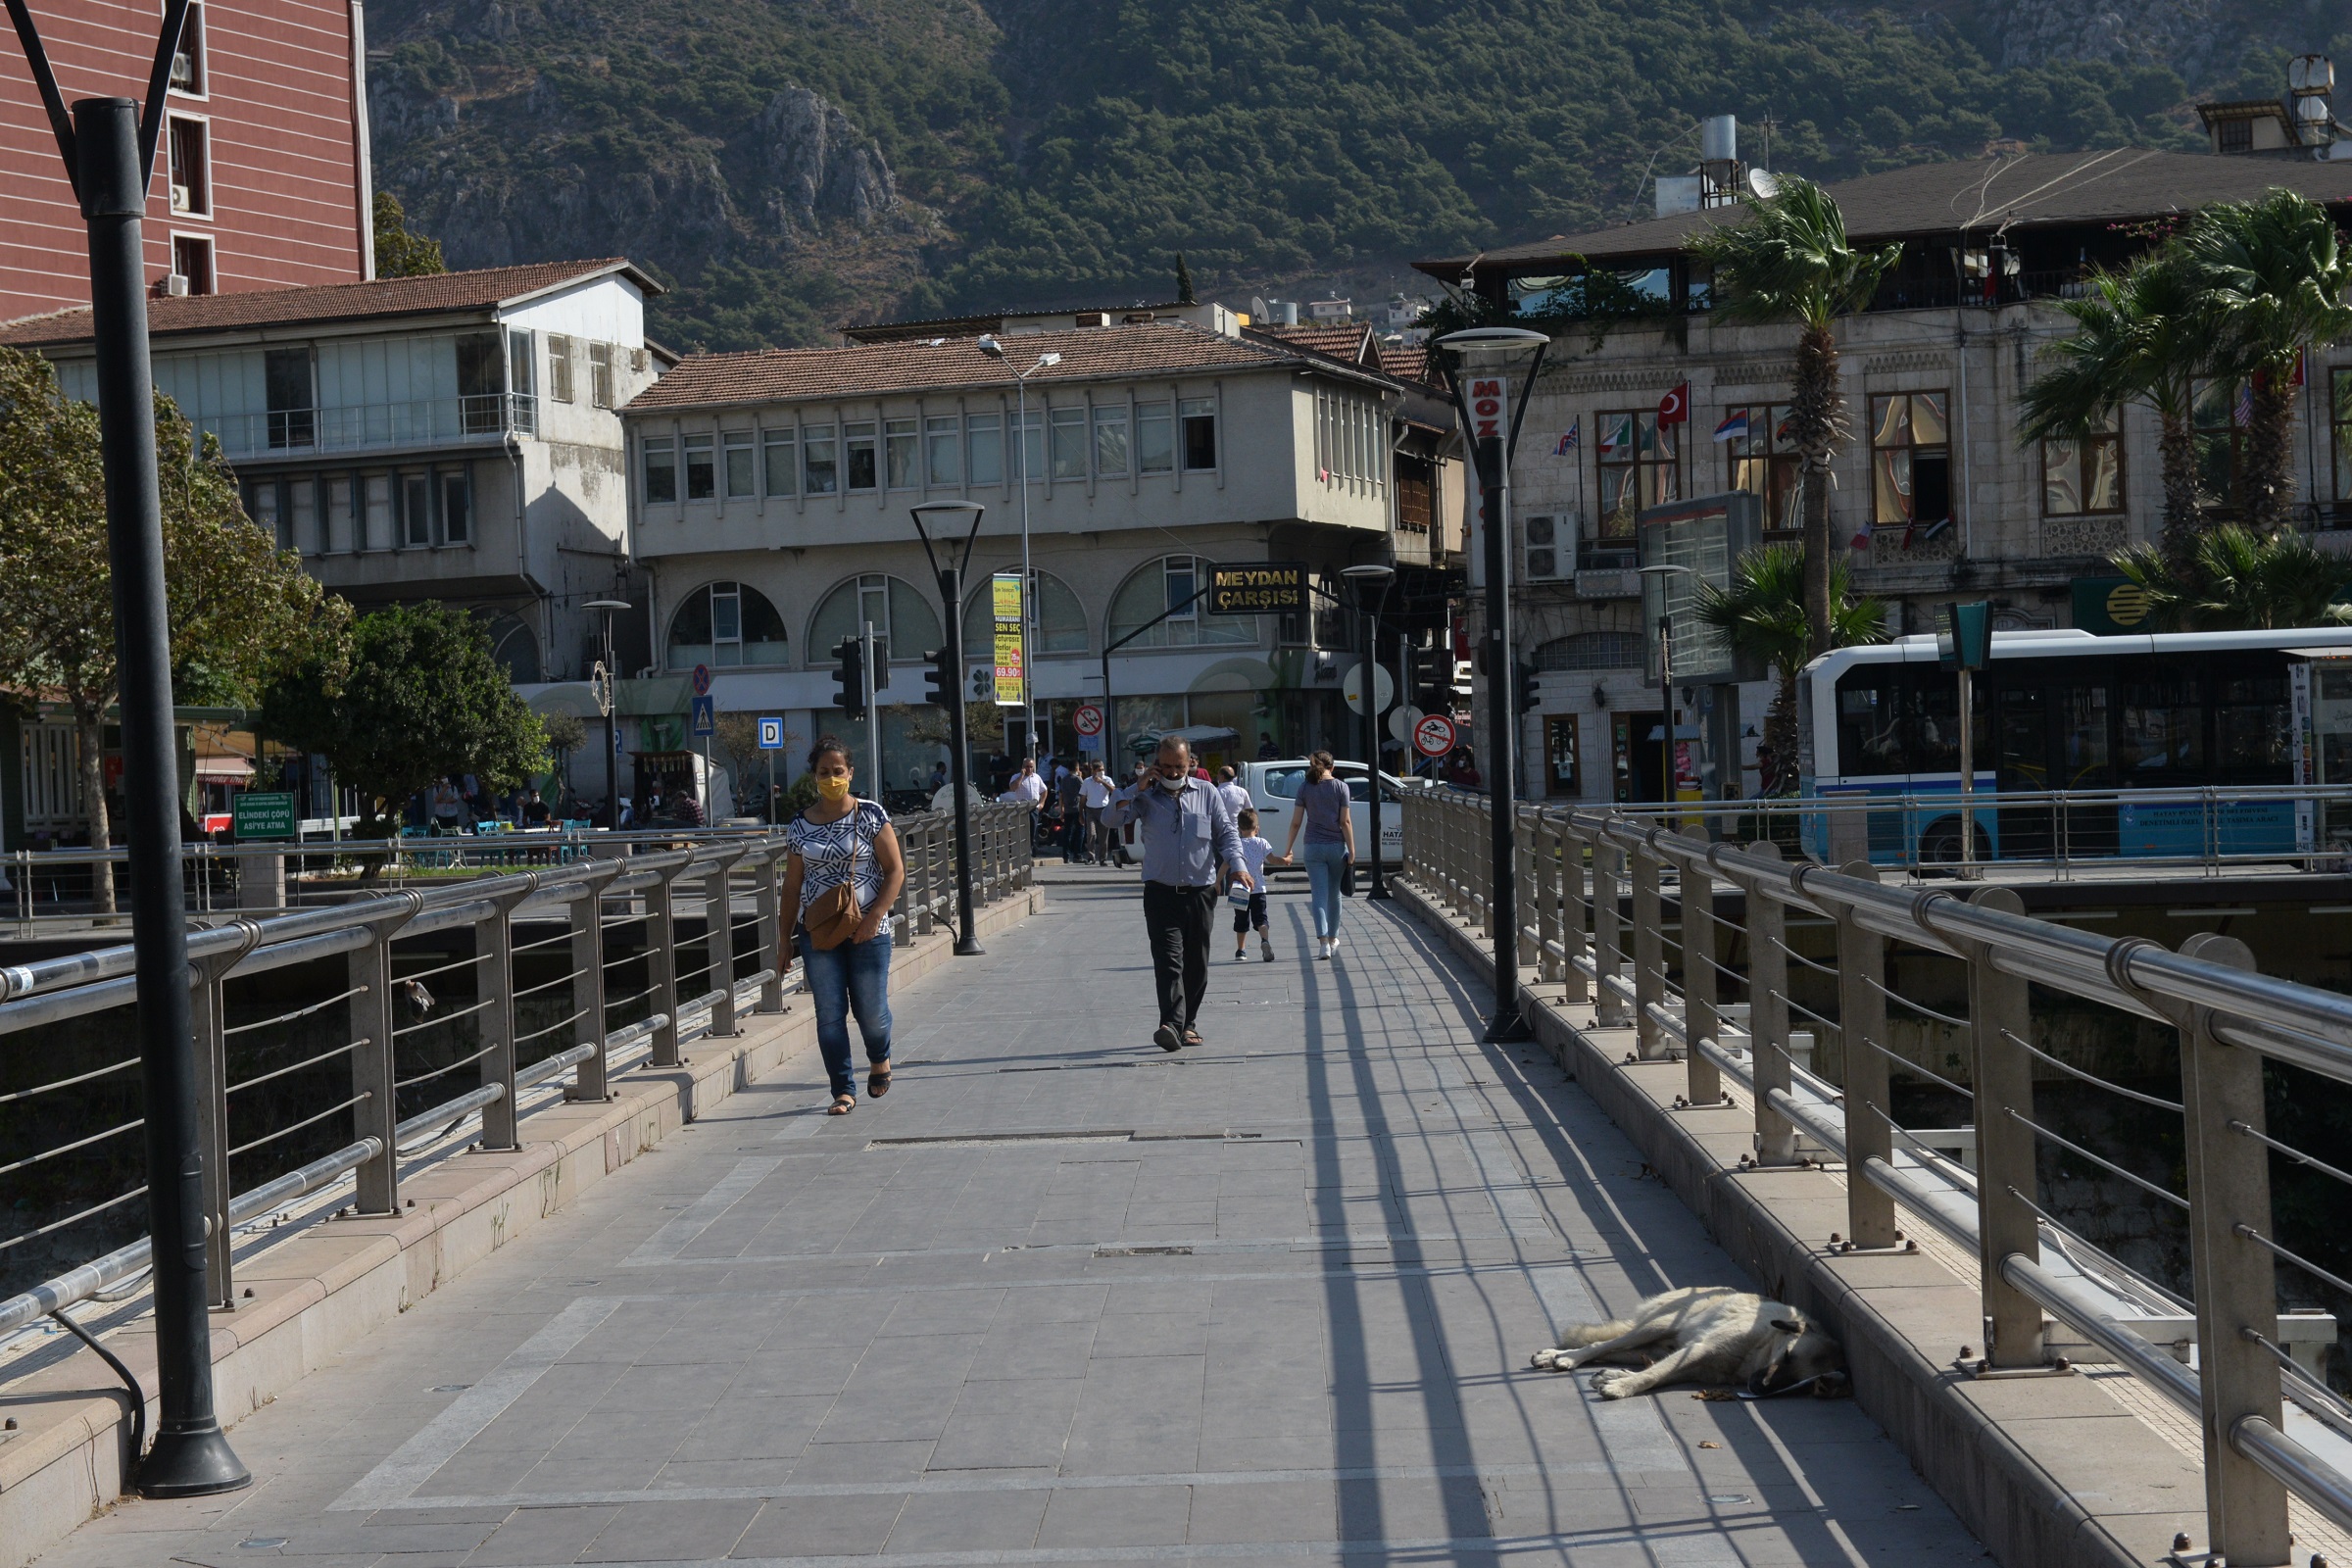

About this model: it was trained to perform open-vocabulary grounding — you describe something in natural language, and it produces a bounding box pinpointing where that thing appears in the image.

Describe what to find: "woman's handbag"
[802,812,866,950]
[1341,857,1357,898]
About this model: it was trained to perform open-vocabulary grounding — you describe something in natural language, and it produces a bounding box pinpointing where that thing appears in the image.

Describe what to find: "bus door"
[1991,683,2052,858]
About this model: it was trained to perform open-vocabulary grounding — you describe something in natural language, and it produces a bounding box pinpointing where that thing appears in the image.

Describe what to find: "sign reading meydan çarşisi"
[992,570,1025,709]
[1208,562,1307,615]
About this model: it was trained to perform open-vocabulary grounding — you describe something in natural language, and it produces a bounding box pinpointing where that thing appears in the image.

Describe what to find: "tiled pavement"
[37,872,1987,1566]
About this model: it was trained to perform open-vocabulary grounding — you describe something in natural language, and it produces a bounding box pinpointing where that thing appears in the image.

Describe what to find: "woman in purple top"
[1278,751,1356,959]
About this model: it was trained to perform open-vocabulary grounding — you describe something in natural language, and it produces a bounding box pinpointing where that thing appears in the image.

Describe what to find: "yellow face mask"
[815,775,851,802]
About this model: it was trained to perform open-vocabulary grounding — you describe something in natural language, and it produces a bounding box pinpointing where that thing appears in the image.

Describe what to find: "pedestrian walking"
[1056,763,1086,861]
[780,736,906,1115]
[1277,750,1354,960]
[1080,760,1113,863]
[1214,765,1250,822]
[1227,807,1286,962]
[1103,736,1253,1052]
[1007,757,1047,812]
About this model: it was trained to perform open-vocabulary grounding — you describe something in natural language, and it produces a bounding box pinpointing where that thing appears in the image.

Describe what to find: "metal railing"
[195,393,538,461]
[1401,790,2352,1562]
[0,807,1030,1353]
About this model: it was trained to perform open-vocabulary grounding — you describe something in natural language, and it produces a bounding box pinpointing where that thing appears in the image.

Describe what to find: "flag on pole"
[1711,408,1749,443]
[1554,418,1580,456]
[1598,412,1631,454]
[2234,381,2254,427]
[1657,382,1690,425]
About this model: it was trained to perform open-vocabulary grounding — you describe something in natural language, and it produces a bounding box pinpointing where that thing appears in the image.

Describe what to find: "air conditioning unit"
[1523,514,1572,582]
[170,183,193,212]
[162,272,190,297]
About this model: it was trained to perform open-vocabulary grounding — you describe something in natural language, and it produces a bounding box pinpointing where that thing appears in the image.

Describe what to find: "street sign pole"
[860,620,881,803]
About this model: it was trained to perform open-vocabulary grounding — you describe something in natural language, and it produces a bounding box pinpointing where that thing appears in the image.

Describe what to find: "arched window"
[487,613,541,684]
[667,581,790,670]
[807,573,941,664]
[1106,555,1253,649]
[961,570,1088,657]
[1535,631,1642,671]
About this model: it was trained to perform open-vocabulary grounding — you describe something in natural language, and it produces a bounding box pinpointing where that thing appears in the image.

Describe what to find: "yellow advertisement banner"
[991,570,1025,708]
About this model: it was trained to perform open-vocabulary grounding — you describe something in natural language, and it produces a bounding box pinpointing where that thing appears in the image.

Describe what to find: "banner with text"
[992,570,1026,709]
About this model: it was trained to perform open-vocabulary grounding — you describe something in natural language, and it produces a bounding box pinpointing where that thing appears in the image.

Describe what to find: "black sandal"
[867,1063,893,1098]
[828,1095,856,1116]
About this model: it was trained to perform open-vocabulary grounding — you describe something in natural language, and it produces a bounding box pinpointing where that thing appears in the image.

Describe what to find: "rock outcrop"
[753,87,898,241]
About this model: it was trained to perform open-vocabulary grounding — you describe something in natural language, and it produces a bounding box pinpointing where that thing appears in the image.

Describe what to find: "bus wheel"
[1918,816,1991,874]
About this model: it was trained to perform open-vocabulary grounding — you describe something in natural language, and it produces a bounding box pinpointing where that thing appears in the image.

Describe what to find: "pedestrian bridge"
[1,799,2347,1567]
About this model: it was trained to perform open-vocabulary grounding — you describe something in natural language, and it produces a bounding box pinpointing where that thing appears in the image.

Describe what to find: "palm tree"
[2112,524,2352,630]
[2175,189,2352,531]
[2020,252,2215,559]
[1690,179,1901,654]
[1697,543,1888,790]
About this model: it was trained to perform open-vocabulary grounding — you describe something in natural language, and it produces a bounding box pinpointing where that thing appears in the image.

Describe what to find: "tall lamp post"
[1637,564,1693,828]
[1,0,248,1496]
[1341,563,1396,902]
[1435,325,1549,1042]
[910,501,988,956]
[584,599,630,829]
[976,337,1060,761]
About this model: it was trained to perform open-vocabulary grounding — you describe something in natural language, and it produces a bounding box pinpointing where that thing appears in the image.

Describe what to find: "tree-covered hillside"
[366,0,2320,351]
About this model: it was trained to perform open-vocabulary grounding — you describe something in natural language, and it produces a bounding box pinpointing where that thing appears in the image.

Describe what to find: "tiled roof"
[1248,322,1378,364]
[624,319,1375,412]
[0,259,660,346]
[838,299,1195,343]
[1416,149,2352,274]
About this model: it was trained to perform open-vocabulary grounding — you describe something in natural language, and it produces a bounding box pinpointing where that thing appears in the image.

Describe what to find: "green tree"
[261,603,547,834]
[1689,179,1899,653]
[2020,253,2216,558]
[1696,542,1887,786]
[2174,189,2352,531]
[371,190,445,278]
[2111,524,2352,631]
[1174,253,1196,306]
[0,348,348,911]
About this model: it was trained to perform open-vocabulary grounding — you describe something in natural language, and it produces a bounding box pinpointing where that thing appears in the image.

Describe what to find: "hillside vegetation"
[366,0,2319,350]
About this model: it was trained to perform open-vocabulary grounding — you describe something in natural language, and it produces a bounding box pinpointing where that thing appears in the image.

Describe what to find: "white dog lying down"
[1530,1286,1849,1400]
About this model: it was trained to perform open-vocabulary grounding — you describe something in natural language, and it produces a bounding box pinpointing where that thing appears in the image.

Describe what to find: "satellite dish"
[1747,168,1781,200]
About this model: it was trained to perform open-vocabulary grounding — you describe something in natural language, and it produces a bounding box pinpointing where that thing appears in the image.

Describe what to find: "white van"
[1236,759,1424,867]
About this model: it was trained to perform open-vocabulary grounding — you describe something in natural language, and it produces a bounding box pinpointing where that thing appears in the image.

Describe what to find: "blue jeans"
[797,925,893,1099]
[1303,842,1349,939]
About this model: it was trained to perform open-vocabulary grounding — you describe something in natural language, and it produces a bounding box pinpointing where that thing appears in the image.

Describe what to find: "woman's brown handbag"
[802,815,866,950]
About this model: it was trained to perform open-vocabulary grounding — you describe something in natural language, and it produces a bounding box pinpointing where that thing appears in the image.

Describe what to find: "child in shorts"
[1228,808,1284,961]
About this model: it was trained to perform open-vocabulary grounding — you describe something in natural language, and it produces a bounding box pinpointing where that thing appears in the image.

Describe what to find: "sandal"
[828,1095,856,1116]
[867,1063,893,1098]
[1183,1028,1203,1049]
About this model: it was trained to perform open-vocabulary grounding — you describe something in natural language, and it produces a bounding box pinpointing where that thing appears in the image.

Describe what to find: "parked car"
[1236,759,1428,868]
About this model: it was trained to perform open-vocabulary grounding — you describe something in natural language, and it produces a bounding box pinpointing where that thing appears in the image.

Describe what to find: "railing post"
[186,927,260,1309]
[478,881,536,1152]
[1744,842,1797,1165]
[1962,884,2041,1368]
[1535,814,1561,985]
[350,896,422,1213]
[646,858,686,1067]
[2173,932,2290,1564]
[1831,861,1896,1249]
[703,848,746,1039]
[1682,854,1719,1103]
[568,866,620,1100]
[1592,835,1626,1027]
[1515,807,1540,978]
[1631,836,1666,1058]
[1560,820,1590,1003]
[754,844,787,1010]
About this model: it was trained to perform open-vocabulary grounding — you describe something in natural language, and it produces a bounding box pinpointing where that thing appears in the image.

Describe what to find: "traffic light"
[1407,644,1442,703]
[833,636,866,718]
[1515,660,1542,716]
[923,647,955,707]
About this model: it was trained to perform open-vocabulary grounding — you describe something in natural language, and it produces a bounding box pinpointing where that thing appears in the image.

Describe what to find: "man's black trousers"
[1142,882,1218,1031]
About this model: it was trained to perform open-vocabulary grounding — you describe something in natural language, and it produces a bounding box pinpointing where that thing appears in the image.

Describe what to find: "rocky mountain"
[362,0,2347,352]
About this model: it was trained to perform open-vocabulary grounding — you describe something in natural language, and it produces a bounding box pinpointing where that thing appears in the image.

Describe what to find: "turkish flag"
[1657,382,1690,425]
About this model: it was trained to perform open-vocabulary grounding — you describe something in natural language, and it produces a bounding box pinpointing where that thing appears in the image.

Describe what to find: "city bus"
[1794,625,2352,866]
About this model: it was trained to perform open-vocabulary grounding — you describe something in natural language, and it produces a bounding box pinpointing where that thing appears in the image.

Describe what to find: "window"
[965,414,1003,486]
[844,421,878,491]
[506,330,535,435]
[1594,408,1680,539]
[762,428,797,498]
[546,334,574,403]
[2214,673,2289,779]
[441,467,471,545]
[456,332,504,435]
[1180,397,1217,470]
[401,472,432,547]
[2117,675,2203,779]
[2193,377,2247,511]
[325,475,353,553]
[244,480,282,546]
[1014,409,1043,483]
[803,424,838,495]
[961,570,1088,656]
[1546,714,1581,798]
[1107,555,1254,649]
[587,342,613,409]
[2041,407,2123,515]
[1049,406,1087,480]
[2219,118,2253,154]
[643,436,677,504]
[925,416,959,487]
[169,2,206,95]
[886,417,919,489]
[265,347,314,449]
[1870,391,1951,531]
[1534,632,1642,671]
[722,431,754,499]
[287,478,317,556]
[363,473,392,551]
[170,233,213,295]
[683,434,714,501]
[167,116,209,217]
[1835,668,1904,776]
[807,574,941,667]
[1093,405,1130,477]
[1137,401,1173,473]
[667,581,790,669]
[1722,403,1801,535]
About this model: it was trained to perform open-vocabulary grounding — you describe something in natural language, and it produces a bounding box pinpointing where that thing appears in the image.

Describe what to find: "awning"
[194,756,253,780]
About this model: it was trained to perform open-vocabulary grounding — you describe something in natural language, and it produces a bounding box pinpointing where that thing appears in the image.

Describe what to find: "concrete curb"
[0,885,1045,1568]
[1390,877,2204,1568]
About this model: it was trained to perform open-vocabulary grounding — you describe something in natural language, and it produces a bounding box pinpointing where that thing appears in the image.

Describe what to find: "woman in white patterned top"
[780,737,906,1115]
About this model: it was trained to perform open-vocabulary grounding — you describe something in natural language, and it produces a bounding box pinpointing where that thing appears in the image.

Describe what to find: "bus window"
[1993,687,2047,790]
[2213,674,2289,779]
[1836,669,1903,776]
[1907,674,1963,775]
[2117,677,2203,777]
[2055,684,2112,787]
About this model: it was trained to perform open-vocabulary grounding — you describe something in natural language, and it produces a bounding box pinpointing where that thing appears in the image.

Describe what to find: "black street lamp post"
[1436,326,1549,1042]
[2,0,249,1497]
[910,502,988,956]
[584,599,630,830]
[1341,563,1395,902]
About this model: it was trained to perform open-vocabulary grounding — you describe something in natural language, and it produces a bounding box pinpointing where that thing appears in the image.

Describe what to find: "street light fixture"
[909,500,989,956]
[1638,564,1694,828]
[976,336,1061,761]
[1341,562,1396,902]
[583,600,631,829]
[1435,324,1549,1041]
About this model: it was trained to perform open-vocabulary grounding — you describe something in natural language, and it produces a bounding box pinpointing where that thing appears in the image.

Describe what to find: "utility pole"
[860,618,882,803]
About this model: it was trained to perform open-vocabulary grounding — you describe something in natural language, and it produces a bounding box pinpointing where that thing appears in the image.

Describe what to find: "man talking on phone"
[1104,735,1253,1052]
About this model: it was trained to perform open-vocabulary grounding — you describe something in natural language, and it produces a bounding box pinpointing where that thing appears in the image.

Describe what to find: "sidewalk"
[37,878,1985,1566]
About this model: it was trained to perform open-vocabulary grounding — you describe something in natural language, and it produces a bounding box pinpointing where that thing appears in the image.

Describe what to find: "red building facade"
[0,0,370,322]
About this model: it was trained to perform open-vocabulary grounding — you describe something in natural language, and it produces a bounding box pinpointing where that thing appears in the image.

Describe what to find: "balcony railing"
[199,393,538,462]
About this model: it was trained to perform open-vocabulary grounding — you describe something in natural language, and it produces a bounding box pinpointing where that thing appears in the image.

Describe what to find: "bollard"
[1830,861,1896,1249]
[1592,835,1627,1027]
[349,897,422,1213]
[1962,885,2040,1368]
[569,867,620,1100]
[1682,856,1719,1104]
[1631,838,1666,1058]
[1744,842,1796,1166]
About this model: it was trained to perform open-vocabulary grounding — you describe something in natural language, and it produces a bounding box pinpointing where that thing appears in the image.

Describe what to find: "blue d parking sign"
[758,716,785,750]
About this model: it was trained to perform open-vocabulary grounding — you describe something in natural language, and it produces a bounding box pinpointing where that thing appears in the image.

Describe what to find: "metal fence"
[0,807,1031,1352]
[1402,791,2352,1561]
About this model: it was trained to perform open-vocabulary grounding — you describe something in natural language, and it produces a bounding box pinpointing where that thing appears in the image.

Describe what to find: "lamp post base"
[137,1425,251,1498]
[1483,1007,1532,1044]
[954,935,987,956]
